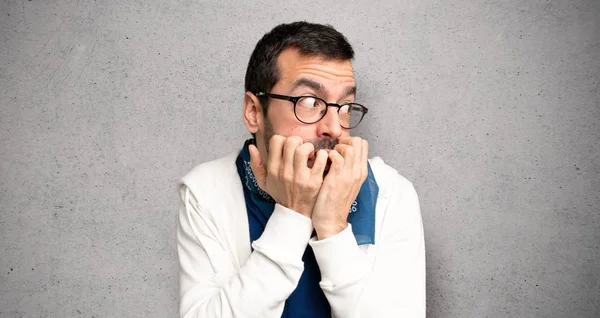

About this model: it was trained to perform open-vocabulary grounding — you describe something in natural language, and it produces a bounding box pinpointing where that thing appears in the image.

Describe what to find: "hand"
[248,135,329,218]
[312,137,369,239]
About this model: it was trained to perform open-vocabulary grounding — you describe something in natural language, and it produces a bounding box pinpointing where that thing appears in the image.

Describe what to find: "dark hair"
[244,21,355,115]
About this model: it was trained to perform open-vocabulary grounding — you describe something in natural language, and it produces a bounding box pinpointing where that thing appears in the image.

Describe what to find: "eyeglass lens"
[295,96,363,128]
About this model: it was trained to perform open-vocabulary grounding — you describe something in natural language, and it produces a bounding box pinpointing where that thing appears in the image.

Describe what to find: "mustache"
[311,139,338,153]
[307,139,337,171]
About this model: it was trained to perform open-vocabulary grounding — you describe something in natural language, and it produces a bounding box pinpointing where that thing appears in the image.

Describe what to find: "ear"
[243,91,264,134]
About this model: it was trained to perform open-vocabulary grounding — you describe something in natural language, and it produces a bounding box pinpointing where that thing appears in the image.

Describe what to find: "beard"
[262,118,337,171]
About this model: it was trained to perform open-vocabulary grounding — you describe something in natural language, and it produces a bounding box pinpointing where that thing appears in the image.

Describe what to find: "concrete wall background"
[1,0,598,317]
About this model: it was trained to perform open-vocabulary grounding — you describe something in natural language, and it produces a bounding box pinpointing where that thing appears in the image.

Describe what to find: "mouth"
[307,157,332,172]
[306,143,335,171]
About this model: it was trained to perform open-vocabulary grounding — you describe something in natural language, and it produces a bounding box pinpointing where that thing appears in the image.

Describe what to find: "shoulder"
[178,150,240,205]
[368,156,417,200]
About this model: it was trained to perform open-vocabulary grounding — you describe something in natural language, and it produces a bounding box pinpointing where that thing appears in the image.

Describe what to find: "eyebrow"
[345,86,357,97]
[292,78,357,98]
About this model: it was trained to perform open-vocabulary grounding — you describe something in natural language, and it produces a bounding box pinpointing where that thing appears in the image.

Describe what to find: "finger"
[293,142,314,172]
[362,139,369,164]
[328,150,345,174]
[337,136,352,145]
[334,144,355,168]
[311,149,328,179]
[348,137,363,162]
[343,145,355,169]
[339,137,362,160]
[248,144,267,189]
[267,135,286,174]
[361,139,369,179]
[353,137,364,167]
[283,136,303,177]
[333,144,349,157]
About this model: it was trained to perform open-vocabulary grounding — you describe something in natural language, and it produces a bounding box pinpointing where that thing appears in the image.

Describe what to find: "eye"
[297,96,320,109]
[348,105,361,113]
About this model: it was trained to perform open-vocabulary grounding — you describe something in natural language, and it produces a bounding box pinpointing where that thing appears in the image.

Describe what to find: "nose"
[316,106,343,140]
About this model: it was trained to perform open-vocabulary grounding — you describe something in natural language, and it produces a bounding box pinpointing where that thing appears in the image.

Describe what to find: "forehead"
[275,48,355,92]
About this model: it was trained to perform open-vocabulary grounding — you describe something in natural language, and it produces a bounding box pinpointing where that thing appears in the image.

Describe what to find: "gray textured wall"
[1,0,598,317]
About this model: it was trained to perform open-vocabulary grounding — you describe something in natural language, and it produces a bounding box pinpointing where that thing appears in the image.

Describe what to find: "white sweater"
[177,150,426,318]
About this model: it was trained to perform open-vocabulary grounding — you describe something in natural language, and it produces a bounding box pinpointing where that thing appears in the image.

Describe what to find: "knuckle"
[304,142,315,151]
[285,137,300,149]
[282,172,293,183]
[272,135,284,144]
[295,144,308,155]
[312,176,322,185]
[293,148,302,158]
[289,135,302,144]
[268,166,278,177]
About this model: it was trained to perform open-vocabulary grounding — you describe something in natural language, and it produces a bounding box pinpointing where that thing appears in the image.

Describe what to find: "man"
[177,21,425,317]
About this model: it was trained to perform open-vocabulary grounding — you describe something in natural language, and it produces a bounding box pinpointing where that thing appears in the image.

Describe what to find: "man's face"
[258,48,356,167]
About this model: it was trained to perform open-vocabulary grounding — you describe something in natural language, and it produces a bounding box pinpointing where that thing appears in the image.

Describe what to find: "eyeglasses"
[255,92,369,129]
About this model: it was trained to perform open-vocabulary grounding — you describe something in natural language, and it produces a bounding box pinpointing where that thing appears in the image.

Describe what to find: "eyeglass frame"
[255,92,369,129]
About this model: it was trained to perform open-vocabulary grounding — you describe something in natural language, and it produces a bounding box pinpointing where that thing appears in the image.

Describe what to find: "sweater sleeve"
[309,176,426,318]
[177,184,313,318]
